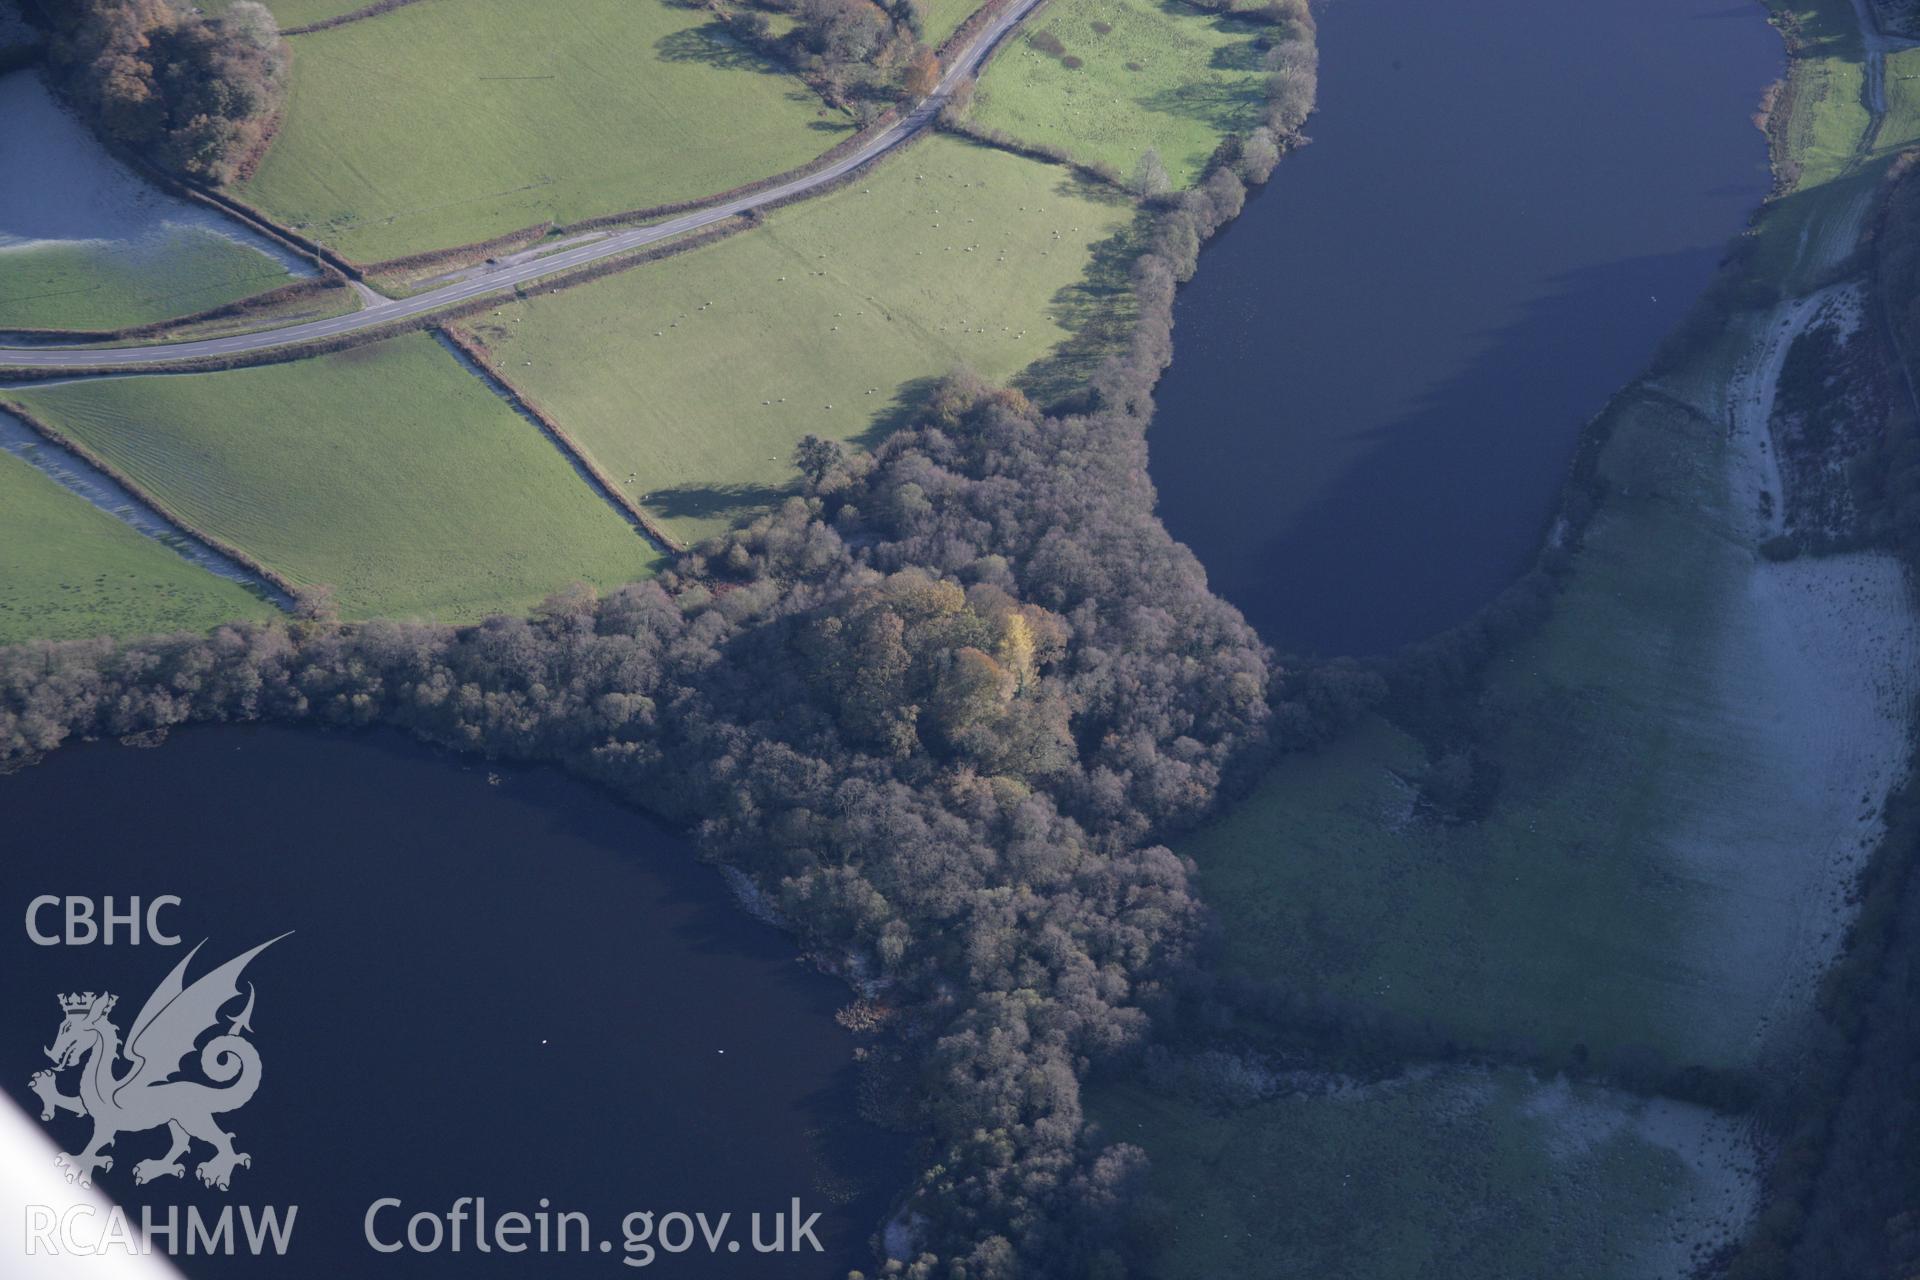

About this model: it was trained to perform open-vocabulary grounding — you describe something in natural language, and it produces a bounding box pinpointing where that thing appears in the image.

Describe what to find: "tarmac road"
[0,0,1043,373]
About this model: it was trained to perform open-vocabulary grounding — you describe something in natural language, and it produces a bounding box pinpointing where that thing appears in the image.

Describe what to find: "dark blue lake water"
[1150,0,1784,655]
[0,725,904,1278]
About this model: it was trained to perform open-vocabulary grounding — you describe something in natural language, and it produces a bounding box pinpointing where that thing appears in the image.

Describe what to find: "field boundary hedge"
[283,0,434,36]
[362,223,556,284]
[936,116,1125,189]
[344,106,894,279]
[0,401,299,605]
[437,325,684,556]
[0,278,351,345]
[0,218,751,379]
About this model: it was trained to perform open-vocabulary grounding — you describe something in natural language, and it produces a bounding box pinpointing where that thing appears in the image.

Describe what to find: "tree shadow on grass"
[645,480,797,526]
[1155,0,1268,40]
[1013,190,1151,412]
[1138,77,1265,133]
[857,374,947,448]
[1207,37,1267,73]
[655,22,791,76]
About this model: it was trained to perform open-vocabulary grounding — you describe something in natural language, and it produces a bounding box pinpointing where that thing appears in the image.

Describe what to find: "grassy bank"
[465,134,1137,545]
[0,451,273,644]
[0,235,297,333]
[237,0,846,262]
[4,280,359,347]
[968,0,1271,185]
[922,0,980,47]
[8,335,659,620]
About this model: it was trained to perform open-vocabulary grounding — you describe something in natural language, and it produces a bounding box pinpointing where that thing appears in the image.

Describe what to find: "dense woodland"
[0,53,1349,1270]
[21,1,1920,1275]
[33,0,287,184]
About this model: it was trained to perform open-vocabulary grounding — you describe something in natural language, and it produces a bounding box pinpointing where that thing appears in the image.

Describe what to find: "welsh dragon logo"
[27,935,288,1192]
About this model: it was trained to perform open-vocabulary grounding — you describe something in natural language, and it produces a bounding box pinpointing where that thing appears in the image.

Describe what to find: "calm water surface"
[1151,0,1784,654]
[0,725,903,1277]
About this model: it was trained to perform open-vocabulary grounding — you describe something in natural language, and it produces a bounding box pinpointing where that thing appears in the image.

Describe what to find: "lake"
[0,725,905,1277]
[1149,0,1784,655]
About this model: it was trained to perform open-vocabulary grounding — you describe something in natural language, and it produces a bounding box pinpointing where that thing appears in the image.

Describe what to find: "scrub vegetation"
[7,335,658,621]
[237,0,846,262]
[464,134,1138,544]
[0,450,273,644]
[917,0,977,45]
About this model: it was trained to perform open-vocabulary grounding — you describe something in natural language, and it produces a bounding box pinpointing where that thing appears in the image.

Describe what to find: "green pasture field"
[238,0,847,262]
[0,450,272,644]
[469,134,1138,545]
[970,0,1271,185]
[0,235,296,334]
[1095,1068,1743,1280]
[10,335,658,621]
[921,0,981,46]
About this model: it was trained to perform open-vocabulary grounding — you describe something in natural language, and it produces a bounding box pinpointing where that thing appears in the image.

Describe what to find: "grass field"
[469,134,1137,544]
[0,450,272,644]
[0,236,299,333]
[10,335,659,621]
[237,0,846,262]
[922,0,981,46]
[970,0,1270,186]
[1096,1067,1753,1280]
